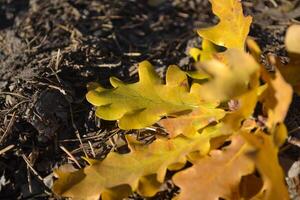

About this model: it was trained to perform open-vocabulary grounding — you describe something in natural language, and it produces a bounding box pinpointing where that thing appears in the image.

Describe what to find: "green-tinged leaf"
[87,61,218,130]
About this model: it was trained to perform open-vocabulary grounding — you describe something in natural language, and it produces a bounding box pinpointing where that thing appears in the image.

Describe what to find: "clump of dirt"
[0,0,300,199]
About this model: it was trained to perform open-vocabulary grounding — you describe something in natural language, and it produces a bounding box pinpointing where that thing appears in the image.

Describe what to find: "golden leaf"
[197,49,260,101]
[285,25,300,55]
[242,131,289,200]
[259,67,293,128]
[278,25,300,95]
[53,125,225,200]
[221,65,260,133]
[197,0,252,49]
[246,37,262,62]
[173,134,254,200]
[159,105,225,138]
[189,39,218,62]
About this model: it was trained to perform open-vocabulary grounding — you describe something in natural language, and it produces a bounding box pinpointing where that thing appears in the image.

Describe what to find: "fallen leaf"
[222,87,259,133]
[189,39,218,62]
[53,125,225,200]
[241,131,289,200]
[87,61,210,130]
[279,63,300,96]
[278,25,300,95]
[259,67,293,128]
[221,65,260,133]
[173,134,254,200]
[159,105,225,138]
[197,0,252,49]
[188,39,219,79]
[246,37,262,61]
[197,49,260,101]
[273,122,288,147]
[285,24,300,55]
[189,47,202,62]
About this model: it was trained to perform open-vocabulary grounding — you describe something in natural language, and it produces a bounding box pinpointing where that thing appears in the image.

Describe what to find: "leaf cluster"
[52,0,300,199]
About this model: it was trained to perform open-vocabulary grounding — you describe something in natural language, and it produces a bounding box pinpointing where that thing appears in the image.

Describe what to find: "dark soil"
[1,0,300,199]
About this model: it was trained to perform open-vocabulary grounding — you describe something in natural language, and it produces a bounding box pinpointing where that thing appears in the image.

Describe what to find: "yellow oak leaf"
[221,64,260,133]
[173,134,254,200]
[187,40,219,79]
[86,61,209,130]
[222,84,259,134]
[197,0,252,49]
[189,47,202,62]
[186,70,210,80]
[277,25,300,95]
[159,105,225,138]
[197,49,260,101]
[241,131,289,200]
[259,67,293,128]
[285,24,300,55]
[246,37,293,128]
[53,125,225,200]
[279,63,300,95]
[189,39,218,62]
[273,122,288,147]
[246,37,262,62]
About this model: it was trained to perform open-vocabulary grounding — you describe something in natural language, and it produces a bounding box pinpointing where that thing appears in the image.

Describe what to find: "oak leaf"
[277,25,300,95]
[197,0,252,49]
[246,37,293,128]
[241,130,289,200]
[86,61,212,130]
[187,40,218,79]
[173,134,254,200]
[259,67,293,128]
[189,39,218,62]
[285,25,300,55]
[222,84,259,133]
[221,62,260,133]
[159,105,225,138]
[197,49,260,101]
[246,37,262,61]
[53,125,225,200]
